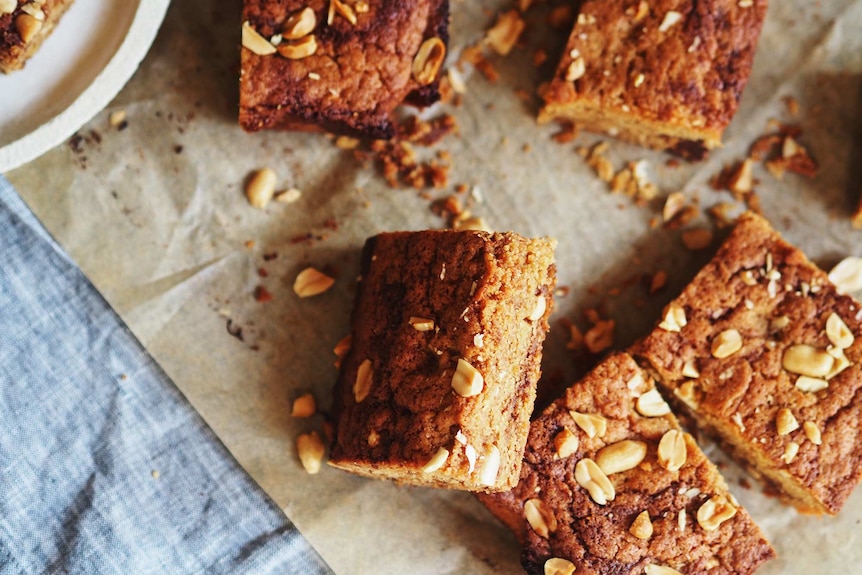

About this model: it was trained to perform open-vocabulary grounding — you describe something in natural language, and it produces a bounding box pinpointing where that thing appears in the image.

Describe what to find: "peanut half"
[412,37,446,86]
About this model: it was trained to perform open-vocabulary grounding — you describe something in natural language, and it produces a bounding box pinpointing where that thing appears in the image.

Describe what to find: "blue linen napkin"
[0,176,333,575]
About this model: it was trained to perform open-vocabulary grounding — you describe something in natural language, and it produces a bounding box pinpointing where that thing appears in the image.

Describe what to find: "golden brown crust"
[540,0,768,159]
[635,212,862,515]
[478,353,775,575]
[239,0,448,139]
[329,231,556,492]
[0,0,76,74]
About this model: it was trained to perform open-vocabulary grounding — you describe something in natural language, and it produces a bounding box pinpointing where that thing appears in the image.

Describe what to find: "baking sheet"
[7,0,862,573]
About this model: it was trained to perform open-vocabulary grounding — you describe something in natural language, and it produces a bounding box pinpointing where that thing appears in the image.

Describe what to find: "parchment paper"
[8,0,862,573]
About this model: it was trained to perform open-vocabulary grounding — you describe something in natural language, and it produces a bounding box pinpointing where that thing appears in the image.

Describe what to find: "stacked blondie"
[239,0,448,139]
[540,0,768,159]
[324,214,862,575]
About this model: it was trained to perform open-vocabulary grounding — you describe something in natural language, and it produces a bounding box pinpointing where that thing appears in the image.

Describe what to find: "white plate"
[0,0,170,173]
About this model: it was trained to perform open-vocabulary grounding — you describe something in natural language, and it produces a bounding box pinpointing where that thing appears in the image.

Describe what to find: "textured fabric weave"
[0,177,332,575]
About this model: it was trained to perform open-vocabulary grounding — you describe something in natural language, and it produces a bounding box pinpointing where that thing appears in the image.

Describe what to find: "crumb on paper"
[681,227,714,251]
[485,10,525,56]
[253,285,273,303]
[343,113,458,191]
[109,110,128,130]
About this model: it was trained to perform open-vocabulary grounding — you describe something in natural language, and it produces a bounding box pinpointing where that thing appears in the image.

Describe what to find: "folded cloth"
[0,177,332,575]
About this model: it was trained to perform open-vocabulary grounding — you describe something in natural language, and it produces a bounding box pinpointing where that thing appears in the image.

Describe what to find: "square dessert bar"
[636,212,862,515]
[240,0,448,139]
[328,231,556,492]
[478,353,774,575]
[539,0,768,160]
[1,0,76,73]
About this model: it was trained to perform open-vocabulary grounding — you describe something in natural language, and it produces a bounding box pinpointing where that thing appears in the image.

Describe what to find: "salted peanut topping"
[283,7,317,40]
[296,431,326,474]
[782,441,800,464]
[353,359,373,403]
[711,329,743,358]
[696,495,737,531]
[658,302,687,332]
[770,314,790,331]
[479,445,501,486]
[422,447,449,473]
[626,372,647,396]
[794,375,828,393]
[294,267,335,297]
[826,347,851,380]
[245,167,277,207]
[645,565,683,575]
[825,312,854,349]
[242,21,277,55]
[327,0,356,24]
[15,10,43,44]
[803,421,822,445]
[565,57,586,81]
[658,429,687,472]
[553,428,579,459]
[408,316,435,331]
[828,256,862,295]
[277,34,318,59]
[740,269,758,286]
[681,359,700,378]
[333,334,352,359]
[412,37,446,86]
[544,558,576,575]
[658,10,683,32]
[674,381,699,410]
[776,408,799,436]
[528,296,547,321]
[20,1,43,20]
[291,393,317,418]
[15,13,41,44]
[636,388,671,417]
[0,0,18,16]
[782,344,835,378]
[451,358,484,397]
[629,510,653,540]
[575,458,615,505]
[596,440,647,475]
[524,498,557,538]
[569,410,607,438]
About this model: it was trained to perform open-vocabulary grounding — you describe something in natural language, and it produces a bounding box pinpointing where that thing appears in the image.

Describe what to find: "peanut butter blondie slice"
[239,0,448,139]
[329,231,556,492]
[1,0,76,73]
[539,0,768,160]
[478,353,775,575]
[636,212,862,515]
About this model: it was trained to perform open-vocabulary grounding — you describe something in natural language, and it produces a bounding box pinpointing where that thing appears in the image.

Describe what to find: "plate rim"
[0,0,171,174]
